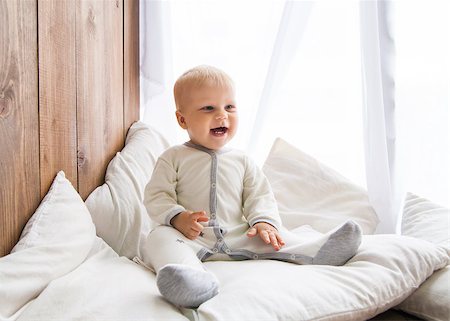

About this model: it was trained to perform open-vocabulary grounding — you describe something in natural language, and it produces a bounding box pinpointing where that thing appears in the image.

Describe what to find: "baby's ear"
[175,111,187,129]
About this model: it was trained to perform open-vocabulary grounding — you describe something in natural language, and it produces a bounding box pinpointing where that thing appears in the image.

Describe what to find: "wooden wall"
[0,0,140,257]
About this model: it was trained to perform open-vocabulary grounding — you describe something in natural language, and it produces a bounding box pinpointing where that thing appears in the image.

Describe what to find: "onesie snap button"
[225,249,231,254]
[290,254,296,259]
[211,213,216,219]
[253,254,259,259]
[212,248,219,253]
[211,183,216,188]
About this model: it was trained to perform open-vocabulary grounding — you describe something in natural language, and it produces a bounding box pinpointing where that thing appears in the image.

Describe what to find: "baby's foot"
[312,221,362,266]
[156,264,219,308]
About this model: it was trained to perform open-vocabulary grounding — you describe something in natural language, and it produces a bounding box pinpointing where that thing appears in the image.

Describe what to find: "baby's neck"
[184,141,231,154]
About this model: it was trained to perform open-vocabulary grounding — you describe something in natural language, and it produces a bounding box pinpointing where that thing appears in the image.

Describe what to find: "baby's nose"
[215,112,227,120]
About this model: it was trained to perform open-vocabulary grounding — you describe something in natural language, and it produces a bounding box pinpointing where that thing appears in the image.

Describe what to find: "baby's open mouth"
[210,127,228,136]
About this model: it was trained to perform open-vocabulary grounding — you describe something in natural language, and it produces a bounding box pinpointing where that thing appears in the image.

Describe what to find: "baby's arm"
[242,155,284,249]
[247,222,285,251]
[144,155,185,226]
[171,211,209,240]
[145,154,208,240]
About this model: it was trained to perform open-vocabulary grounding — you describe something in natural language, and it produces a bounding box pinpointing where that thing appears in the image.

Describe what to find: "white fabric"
[196,234,448,321]
[0,171,96,320]
[139,0,184,146]
[16,238,188,321]
[397,193,450,321]
[263,138,379,234]
[85,121,169,259]
[9,234,448,321]
[398,266,450,321]
[142,222,360,274]
[359,1,401,234]
[401,193,449,250]
[144,143,281,229]
[247,1,313,157]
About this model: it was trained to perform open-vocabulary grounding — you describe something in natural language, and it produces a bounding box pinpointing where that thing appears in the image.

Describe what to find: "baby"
[142,65,362,308]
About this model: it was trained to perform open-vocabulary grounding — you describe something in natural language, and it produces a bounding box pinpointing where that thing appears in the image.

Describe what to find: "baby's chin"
[200,138,231,151]
[203,142,229,151]
[190,131,235,150]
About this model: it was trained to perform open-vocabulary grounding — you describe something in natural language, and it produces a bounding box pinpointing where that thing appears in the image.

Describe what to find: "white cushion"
[16,240,188,321]
[198,234,448,321]
[398,266,450,321]
[397,193,450,321]
[0,171,96,319]
[263,138,379,234]
[401,192,449,249]
[85,121,169,259]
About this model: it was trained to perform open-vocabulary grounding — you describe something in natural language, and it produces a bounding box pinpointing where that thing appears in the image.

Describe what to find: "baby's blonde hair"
[173,65,234,111]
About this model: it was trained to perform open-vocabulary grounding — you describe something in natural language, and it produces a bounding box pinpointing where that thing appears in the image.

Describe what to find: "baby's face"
[176,82,238,150]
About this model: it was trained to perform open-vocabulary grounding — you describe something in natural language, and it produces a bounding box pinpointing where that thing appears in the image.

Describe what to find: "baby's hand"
[171,210,209,240]
[247,222,285,251]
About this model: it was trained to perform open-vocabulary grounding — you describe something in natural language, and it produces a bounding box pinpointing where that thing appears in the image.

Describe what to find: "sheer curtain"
[359,0,450,233]
[139,0,449,233]
[359,1,399,233]
[247,1,314,157]
[140,0,182,145]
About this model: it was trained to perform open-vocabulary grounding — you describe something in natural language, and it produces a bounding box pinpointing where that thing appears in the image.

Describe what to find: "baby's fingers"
[190,221,204,233]
[277,234,286,247]
[191,211,209,224]
[259,230,271,244]
[269,233,281,251]
[247,227,258,237]
[187,227,204,239]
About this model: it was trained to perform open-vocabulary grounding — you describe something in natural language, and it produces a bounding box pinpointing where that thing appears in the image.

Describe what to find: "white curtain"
[140,0,183,145]
[359,1,400,233]
[247,1,314,157]
[359,0,450,233]
[139,0,449,233]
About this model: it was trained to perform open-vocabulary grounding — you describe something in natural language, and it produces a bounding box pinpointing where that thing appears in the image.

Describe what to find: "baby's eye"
[202,106,214,111]
[225,105,236,111]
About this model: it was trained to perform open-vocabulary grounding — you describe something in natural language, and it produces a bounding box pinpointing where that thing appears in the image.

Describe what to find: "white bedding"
[1,122,448,321]
[16,238,188,321]
[12,234,448,321]
[196,235,447,321]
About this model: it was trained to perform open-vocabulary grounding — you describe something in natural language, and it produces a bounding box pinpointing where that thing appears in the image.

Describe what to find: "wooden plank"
[124,0,140,134]
[0,0,40,257]
[76,0,124,199]
[38,0,78,198]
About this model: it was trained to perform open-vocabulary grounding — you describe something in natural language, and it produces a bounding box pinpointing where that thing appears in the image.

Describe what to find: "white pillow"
[397,193,450,321]
[0,171,96,319]
[17,241,188,321]
[85,121,169,259]
[263,138,379,234]
[401,192,449,249]
[198,234,448,321]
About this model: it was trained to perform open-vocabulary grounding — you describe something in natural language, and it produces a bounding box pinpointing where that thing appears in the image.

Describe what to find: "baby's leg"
[230,220,361,266]
[284,220,362,265]
[142,226,219,308]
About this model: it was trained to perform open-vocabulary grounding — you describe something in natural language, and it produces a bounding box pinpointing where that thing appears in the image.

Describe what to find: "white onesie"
[142,142,361,272]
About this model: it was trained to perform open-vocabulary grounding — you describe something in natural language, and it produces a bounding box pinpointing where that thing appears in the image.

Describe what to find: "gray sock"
[312,220,362,266]
[156,264,219,308]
